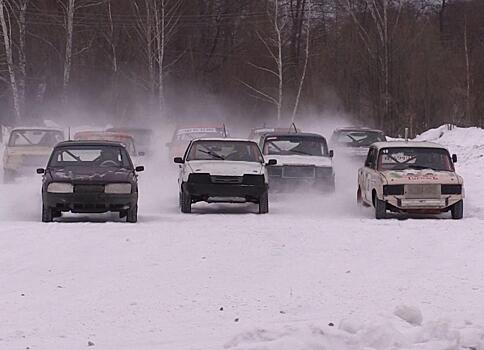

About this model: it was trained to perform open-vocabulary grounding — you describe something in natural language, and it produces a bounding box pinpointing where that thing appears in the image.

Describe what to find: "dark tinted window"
[187,141,263,162]
[263,136,329,156]
[378,147,454,172]
[49,146,132,168]
[333,130,386,147]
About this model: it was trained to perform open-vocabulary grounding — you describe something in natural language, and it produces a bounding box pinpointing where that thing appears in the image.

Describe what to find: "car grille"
[210,176,243,184]
[282,166,315,178]
[405,184,440,199]
[74,185,105,193]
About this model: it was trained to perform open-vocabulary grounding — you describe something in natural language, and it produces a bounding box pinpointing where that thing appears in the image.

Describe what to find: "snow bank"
[225,307,484,350]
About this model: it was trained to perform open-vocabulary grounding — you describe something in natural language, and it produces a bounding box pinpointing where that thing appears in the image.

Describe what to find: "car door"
[361,147,377,202]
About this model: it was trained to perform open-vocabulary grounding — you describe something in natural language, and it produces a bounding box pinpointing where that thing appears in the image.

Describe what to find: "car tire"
[180,189,192,213]
[374,197,386,219]
[127,204,138,223]
[451,200,464,220]
[258,191,269,214]
[42,204,53,223]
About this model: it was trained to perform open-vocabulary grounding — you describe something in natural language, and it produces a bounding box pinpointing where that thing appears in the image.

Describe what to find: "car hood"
[267,155,333,167]
[381,169,463,185]
[48,167,134,183]
[187,160,263,176]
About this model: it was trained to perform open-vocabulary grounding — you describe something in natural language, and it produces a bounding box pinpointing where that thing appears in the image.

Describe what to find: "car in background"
[259,132,335,192]
[357,141,464,219]
[331,127,386,161]
[2,127,65,183]
[106,127,153,155]
[37,140,144,223]
[248,126,300,142]
[174,138,275,214]
[74,131,139,158]
[167,125,227,159]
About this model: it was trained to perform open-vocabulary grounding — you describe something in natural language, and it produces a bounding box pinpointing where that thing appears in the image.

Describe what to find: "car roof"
[74,131,134,139]
[261,132,326,139]
[55,140,127,148]
[106,127,152,133]
[191,137,257,143]
[371,141,448,150]
[10,127,64,132]
[333,127,385,133]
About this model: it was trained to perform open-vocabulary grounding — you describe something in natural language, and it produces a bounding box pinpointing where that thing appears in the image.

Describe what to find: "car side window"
[365,148,376,169]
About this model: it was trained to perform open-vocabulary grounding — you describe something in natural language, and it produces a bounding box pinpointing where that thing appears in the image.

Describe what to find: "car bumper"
[384,195,463,211]
[183,182,267,202]
[43,192,138,213]
[268,176,335,192]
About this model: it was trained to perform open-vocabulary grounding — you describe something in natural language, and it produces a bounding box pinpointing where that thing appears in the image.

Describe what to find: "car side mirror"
[266,159,277,166]
[36,168,45,174]
[174,157,184,164]
[138,151,145,157]
[452,154,457,163]
[329,150,334,158]
[135,166,145,172]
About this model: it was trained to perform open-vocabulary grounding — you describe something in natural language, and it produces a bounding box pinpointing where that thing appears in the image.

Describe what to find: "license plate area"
[405,184,441,199]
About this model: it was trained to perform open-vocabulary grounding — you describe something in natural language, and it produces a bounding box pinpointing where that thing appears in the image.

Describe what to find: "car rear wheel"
[374,197,386,219]
[258,191,269,214]
[451,200,464,220]
[127,204,138,223]
[42,204,53,223]
[180,189,192,213]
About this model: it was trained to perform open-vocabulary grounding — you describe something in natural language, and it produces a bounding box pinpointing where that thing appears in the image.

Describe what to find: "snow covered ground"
[1,125,484,350]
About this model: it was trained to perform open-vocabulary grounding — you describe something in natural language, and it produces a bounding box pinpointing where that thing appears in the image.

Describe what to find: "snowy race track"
[1,126,484,350]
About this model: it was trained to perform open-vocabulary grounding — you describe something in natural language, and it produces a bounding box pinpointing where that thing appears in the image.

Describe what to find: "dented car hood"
[381,169,463,185]
[48,167,134,183]
[267,155,333,168]
[187,160,263,176]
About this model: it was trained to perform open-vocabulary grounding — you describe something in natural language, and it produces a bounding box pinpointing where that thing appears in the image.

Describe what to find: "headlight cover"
[105,183,132,194]
[47,182,74,193]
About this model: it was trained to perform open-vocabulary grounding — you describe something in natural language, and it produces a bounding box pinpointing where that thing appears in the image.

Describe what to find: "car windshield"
[48,146,132,168]
[8,130,64,147]
[378,147,454,172]
[175,128,225,142]
[334,130,386,147]
[263,136,329,156]
[187,141,263,162]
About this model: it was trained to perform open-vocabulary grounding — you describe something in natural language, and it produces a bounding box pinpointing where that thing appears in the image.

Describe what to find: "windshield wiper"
[199,149,225,160]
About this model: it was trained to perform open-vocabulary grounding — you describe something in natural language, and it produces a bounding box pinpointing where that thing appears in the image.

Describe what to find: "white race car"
[357,141,464,219]
[259,132,335,192]
[174,138,276,214]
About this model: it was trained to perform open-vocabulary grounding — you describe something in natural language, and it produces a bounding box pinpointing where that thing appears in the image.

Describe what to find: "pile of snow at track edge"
[225,305,484,350]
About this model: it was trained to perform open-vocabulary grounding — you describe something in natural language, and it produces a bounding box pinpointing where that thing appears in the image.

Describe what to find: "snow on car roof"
[372,141,448,149]
[11,127,64,132]
[55,140,127,147]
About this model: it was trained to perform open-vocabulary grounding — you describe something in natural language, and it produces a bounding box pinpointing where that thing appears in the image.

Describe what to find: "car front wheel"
[127,204,138,223]
[42,204,53,223]
[258,191,269,214]
[374,197,386,219]
[451,200,464,220]
[180,188,192,213]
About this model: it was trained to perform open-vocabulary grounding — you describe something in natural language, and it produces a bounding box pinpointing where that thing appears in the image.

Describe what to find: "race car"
[331,127,386,162]
[106,127,153,155]
[174,138,275,214]
[37,140,144,223]
[357,141,464,219]
[167,125,227,159]
[248,126,300,142]
[73,131,139,158]
[259,132,335,192]
[3,127,65,183]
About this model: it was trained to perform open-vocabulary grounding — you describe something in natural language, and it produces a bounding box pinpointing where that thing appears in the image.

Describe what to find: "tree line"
[0,0,482,136]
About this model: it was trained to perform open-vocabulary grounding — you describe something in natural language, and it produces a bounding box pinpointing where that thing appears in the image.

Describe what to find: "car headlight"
[47,182,74,193]
[105,183,132,194]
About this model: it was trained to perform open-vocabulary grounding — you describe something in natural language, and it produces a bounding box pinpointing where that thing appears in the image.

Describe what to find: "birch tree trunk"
[463,14,471,124]
[18,0,29,118]
[0,0,22,123]
[63,0,75,105]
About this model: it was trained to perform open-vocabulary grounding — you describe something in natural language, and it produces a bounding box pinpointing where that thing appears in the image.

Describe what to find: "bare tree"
[0,0,22,122]
[242,0,286,121]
